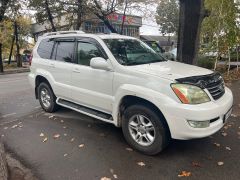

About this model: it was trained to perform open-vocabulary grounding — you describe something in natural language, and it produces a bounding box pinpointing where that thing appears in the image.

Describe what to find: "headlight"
[171,83,210,104]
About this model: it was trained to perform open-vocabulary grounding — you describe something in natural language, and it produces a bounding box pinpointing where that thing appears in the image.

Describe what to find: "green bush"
[197,56,215,69]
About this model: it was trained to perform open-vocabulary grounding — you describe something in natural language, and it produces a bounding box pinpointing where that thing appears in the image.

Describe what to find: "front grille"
[205,74,225,100]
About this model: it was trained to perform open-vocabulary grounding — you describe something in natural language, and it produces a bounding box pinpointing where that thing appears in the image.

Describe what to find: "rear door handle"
[49,62,55,68]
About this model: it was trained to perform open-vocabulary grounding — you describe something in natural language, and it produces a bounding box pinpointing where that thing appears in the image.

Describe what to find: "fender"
[35,68,56,88]
[112,84,175,127]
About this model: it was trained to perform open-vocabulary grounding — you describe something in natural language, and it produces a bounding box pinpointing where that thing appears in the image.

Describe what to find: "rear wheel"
[122,104,170,155]
[38,82,58,112]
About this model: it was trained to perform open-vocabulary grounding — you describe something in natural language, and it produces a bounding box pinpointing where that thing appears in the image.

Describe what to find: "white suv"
[29,31,233,155]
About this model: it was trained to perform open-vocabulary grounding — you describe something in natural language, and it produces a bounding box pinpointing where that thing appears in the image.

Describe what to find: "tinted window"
[37,38,54,59]
[55,41,74,63]
[77,42,105,66]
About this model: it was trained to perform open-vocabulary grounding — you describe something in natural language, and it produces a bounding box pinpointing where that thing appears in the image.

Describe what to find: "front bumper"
[161,87,233,140]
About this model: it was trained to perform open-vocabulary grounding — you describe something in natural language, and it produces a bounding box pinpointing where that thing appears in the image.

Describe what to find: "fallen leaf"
[137,162,146,167]
[60,120,64,123]
[11,125,18,129]
[43,137,48,143]
[49,115,54,119]
[63,126,67,129]
[225,147,231,151]
[78,144,84,148]
[217,161,224,166]
[53,134,60,139]
[113,174,118,179]
[1,134,5,137]
[221,132,227,137]
[126,147,133,151]
[214,143,220,147]
[70,138,75,142]
[224,126,228,130]
[64,153,68,157]
[3,127,8,130]
[110,169,114,174]
[40,133,44,137]
[192,162,201,167]
[101,177,111,180]
[64,133,67,136]
[178,171,191,177]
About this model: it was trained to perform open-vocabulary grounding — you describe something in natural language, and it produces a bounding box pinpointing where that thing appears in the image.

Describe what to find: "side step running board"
[57,98,113,123]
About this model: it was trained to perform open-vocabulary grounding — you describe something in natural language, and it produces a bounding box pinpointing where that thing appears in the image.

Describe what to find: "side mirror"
[90,57,111,71]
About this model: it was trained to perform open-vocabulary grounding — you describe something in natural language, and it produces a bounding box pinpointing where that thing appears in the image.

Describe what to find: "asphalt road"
[0,73,240,180]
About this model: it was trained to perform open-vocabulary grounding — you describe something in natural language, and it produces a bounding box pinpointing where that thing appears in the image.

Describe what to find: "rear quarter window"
[37,38,54,59]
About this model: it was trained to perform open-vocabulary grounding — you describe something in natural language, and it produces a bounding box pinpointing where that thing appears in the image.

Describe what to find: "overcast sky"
[140,20,161,35]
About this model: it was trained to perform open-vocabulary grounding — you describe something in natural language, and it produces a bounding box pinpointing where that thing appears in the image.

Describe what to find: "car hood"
[127,60,213,81]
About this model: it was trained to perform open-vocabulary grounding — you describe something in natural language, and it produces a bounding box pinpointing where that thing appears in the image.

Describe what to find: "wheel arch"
[35,75,54,99]
[117,95,171,138]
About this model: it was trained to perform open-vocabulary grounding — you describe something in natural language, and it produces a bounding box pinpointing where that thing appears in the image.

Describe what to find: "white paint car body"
[29,32,233,142]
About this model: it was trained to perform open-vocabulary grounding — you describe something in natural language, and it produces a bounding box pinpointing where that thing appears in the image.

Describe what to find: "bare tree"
[91,0,119,33]
[45,0,56,32]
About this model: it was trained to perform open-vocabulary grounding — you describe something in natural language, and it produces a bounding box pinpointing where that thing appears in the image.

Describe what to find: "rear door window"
[54,41,75,63]
[37,38,54,59]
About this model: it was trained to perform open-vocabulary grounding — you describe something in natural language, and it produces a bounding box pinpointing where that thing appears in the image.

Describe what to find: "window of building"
[37,38,54,59]
[54,41,75,63]
[77,41,105,66]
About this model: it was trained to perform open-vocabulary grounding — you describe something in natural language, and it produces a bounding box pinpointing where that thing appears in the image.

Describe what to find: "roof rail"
[43,30,85,37]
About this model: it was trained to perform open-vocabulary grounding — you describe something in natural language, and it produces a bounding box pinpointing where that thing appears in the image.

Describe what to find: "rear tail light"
[29,54,33,66]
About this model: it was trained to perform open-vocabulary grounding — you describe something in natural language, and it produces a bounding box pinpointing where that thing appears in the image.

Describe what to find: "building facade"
[32,13,142,40]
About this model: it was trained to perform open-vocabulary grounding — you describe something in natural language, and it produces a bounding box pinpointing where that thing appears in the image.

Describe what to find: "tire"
[38,82,58,113]
[122,104,170,155]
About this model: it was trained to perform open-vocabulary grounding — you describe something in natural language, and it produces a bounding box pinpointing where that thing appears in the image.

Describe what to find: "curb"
[0,68,30,75]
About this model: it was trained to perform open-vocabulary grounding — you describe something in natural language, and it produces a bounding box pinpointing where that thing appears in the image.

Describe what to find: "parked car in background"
[29,31,233,155]
[144,40,165,54]
[164,48,177,61]
[144,41,176,61]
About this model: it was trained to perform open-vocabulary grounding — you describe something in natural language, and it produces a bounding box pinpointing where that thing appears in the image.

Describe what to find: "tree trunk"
[0,43,3,73]
[177,0,206,65]
[227,47,231,76]
[14,21,21,68]
[76,0,83,30]
[120,0,128,35]
[237,46,239,72]
[0,143,8,180]
[45,0,56,32]
[8,33,15,65]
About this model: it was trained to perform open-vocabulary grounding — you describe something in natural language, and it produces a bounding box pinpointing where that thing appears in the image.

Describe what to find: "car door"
[71,38,114,113]
[50,38,75,99]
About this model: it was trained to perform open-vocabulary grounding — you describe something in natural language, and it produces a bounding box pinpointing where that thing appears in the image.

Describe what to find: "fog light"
[187,120,210,128]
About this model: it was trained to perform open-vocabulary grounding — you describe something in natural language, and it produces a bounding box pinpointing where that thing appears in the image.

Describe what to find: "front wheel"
[122,104,170,155]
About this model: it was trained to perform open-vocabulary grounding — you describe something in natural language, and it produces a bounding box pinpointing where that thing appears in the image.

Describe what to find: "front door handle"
[73,68,81,73]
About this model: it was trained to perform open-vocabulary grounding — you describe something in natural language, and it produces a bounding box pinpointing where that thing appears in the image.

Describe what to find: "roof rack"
[43,30,85,37]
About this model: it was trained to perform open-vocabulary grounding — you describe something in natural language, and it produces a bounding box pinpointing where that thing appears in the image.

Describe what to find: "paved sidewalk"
[0,67,30,75]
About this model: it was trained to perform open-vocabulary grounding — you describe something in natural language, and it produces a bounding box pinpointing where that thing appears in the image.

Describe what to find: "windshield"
[103,39,166,66]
